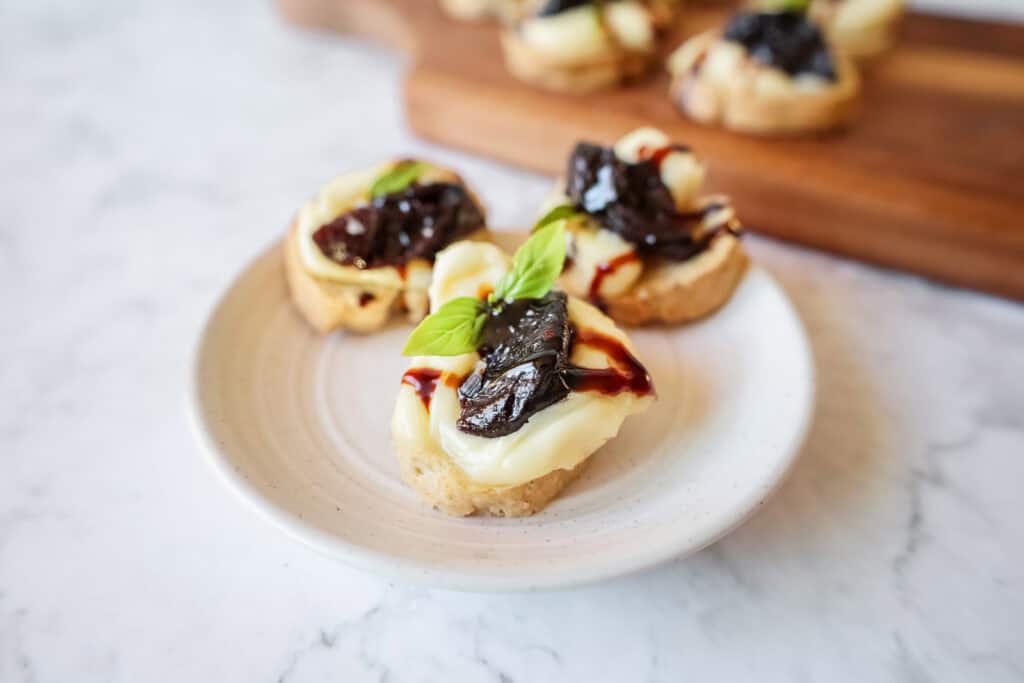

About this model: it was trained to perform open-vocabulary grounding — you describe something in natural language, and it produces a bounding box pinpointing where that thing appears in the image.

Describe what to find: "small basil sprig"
[490,218,566,306]
[761,0,811,11]
[402,221,567,357]
[532,204,581,232]
[401,296,487,357]
[369,161,428,198]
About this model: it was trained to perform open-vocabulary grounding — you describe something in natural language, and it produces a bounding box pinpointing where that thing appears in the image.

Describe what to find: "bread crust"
[500,27,653,94]
[669,31,861,135]
[562,234,749,326]
[284,223,429,334]
[393,426,588,517]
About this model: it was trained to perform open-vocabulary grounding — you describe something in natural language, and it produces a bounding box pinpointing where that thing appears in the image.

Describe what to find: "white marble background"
[2,1,1023,681]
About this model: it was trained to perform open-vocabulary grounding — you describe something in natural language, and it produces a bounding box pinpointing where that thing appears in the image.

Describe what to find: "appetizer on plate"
[392,223,654,517]
[540,127,747,325]
[668,7,860,134]
[806,0,904,60]
[439,0,522,23]
[501,0,681,93]
[285,160,489,333]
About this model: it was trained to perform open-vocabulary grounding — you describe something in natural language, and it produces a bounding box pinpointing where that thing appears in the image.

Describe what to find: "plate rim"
[187,239,816,592]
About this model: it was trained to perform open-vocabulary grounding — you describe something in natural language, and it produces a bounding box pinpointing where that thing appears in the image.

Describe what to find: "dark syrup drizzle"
[564,329,654,397]
[637,144,692,169]
[588,251,641,301]
[401,369,463,411]
[401,368,442,410]
[405,335,652,416]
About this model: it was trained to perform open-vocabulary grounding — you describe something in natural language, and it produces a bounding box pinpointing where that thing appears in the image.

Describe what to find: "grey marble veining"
[2,1,1023,681]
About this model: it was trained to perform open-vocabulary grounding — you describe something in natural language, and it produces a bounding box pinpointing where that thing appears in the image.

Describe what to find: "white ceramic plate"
[189,237,814,591]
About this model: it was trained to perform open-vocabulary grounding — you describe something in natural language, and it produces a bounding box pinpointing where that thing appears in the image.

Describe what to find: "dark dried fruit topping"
[722,10,837,81]
[565,142,724,261]
[564,328,652,397]
[457,291,573,438]
[535,0,601,17]
[312,182,484,269]
[455,290,654,437]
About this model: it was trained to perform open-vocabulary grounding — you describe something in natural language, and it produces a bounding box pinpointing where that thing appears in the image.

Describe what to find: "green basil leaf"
[761,0,811,11]
[369,161,429,199]
[532,204,580,232]
[402,297,486,357]
[493,221,566,304]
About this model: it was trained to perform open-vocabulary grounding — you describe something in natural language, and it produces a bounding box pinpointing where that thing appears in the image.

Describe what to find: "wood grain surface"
[276,0,1024,300]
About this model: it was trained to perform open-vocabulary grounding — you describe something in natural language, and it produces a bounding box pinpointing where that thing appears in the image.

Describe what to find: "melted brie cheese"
[604,2,654,51]
[536,191,640,299]
[520,2,654,61]
[824,0,901,37]
[520,5,609,61]
[564,217,641,299]
[427,240,510,304]
[392,241,653,487]
[692,37,829,95]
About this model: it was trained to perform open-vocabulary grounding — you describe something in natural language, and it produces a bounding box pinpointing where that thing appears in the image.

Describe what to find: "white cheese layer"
[818,0,902,37]
[563,216,642,299]
[678,37,830,96]
[604,2,654,51]
[295,162,457,292]
[519,2,654,61]
[392,241,653,488]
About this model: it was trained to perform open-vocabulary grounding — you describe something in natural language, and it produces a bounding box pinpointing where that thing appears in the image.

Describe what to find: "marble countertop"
[2,1,1022,681]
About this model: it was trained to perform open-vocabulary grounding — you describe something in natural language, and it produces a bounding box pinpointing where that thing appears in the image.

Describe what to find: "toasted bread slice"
[501,28,652,93]
[284,223,429,334]
[393,428,587,517]
[669,31,861,135]
[570,234,749,326]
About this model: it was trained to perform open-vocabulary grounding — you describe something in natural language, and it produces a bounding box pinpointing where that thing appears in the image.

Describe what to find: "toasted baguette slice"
[669,31,861,135]
[501,29,652,93]
[393,421,587,517]
[579,234,749,326]
[284,223,429,334]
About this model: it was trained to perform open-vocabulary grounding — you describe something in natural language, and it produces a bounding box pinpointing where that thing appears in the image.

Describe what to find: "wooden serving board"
[276,0,1024,300]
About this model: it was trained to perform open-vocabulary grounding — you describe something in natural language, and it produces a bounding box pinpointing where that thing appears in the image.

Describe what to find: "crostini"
[540,127,747,325]
[501,0,681,93]
[392,226,654,516]
[668,8,861,134]
[285,160,489,334]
